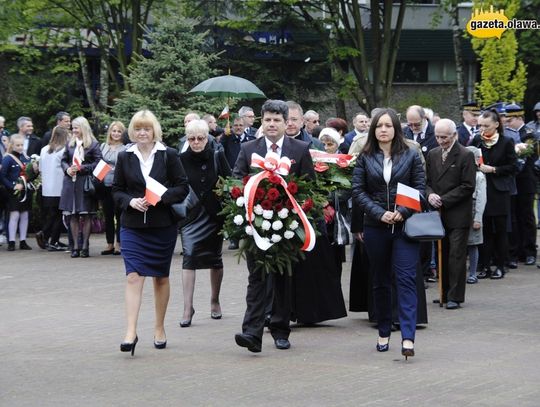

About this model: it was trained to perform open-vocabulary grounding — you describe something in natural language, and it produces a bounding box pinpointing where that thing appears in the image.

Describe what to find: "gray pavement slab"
[1,234,540,407]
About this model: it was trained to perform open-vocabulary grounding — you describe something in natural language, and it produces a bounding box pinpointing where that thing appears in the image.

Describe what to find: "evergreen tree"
[112,18,223,146]
[470,0,527,105]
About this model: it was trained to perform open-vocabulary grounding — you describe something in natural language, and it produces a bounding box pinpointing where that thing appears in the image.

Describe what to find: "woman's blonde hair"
[106,121,126,145]
[7,134,25,153]
[69,117,96,148]
[128,110,162,142]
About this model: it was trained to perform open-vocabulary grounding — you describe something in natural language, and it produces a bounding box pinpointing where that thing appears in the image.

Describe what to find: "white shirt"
[383,157,392,184]
[265,136,285,156]
[39,145,65,197]
[126,142,166,180]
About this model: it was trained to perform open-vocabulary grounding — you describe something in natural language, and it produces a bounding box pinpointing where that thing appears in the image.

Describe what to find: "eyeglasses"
[187,136,206,142]
[407,121,423,128]
[307,119,320,123]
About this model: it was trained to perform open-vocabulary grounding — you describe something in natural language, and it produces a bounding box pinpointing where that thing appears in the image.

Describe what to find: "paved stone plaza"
[1,234,540,407]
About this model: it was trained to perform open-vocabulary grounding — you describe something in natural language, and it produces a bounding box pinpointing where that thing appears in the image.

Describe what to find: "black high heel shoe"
[179,308,195,328]
[120,336,138,356]
[154,337,167,349]
[402,340,415,360]
[376,337,390,352]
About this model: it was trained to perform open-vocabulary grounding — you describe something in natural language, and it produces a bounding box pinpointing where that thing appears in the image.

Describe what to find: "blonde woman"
[59,117,102,258]
[100,121,127,255]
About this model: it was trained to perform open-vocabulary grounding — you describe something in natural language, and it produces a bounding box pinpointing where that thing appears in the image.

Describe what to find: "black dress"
[179,145,231,270]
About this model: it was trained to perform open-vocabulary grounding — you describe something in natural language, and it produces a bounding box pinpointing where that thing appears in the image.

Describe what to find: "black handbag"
[170,186,200,222]
[403,210,445,242]
[83,175,96,196]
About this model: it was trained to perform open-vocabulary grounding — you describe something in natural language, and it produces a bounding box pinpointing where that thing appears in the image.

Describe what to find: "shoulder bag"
[403,210,445,242]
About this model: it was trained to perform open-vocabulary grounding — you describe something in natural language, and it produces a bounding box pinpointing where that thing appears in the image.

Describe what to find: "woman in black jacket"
[113,110,189,355]
[178,119,231,327]
[352,108,425,359]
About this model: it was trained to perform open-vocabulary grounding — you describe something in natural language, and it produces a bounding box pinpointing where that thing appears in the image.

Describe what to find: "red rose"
[268,174,281,184]
[337,158,349,168]
[275,202,284,211]
[285,199,294,209]
[230,186,242,199]
[314,162,329,172]
[266,188,280,201]
[302,198,314,213]
[242,175,251,185]
[323,204,336,223]
[261,199,273,210]
[255,188,265,200]
[287,181,298,195]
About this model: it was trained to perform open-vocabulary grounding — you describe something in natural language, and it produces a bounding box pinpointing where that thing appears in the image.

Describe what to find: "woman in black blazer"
[471,109,517,279]
[113,110,189,355]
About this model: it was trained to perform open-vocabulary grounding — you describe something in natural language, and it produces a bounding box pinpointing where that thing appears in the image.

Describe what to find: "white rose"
[254,204,264,215]
[233,215,244,225]
[262,210,274,219]
[245,212,255,222]
[272,220,283,231]
[261,220,271,231]
[271,234,282,243]
[245,225,254,235]
[284,230,295,239]
[278,208,289,219]
[289,220,299,230]
[236,197,245,207]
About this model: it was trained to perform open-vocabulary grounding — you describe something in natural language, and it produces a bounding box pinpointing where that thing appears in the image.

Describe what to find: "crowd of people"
[1,98,539,360]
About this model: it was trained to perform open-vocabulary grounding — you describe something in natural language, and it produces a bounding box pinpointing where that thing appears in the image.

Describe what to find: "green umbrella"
[188,74,266,99]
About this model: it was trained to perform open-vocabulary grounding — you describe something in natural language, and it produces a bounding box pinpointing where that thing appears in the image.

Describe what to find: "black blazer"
[26,134,42,157]
[515,126,538,194]
[113,146,189,228]
[471,134,517,216]
[425,142,476,229]
[233,136,315,180]
[403,120,438,158]
[457,124,477,146]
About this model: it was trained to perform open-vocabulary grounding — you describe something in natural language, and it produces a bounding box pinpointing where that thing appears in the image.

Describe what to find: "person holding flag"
[113,110,188,356]
[352,108,425,360]
[59,116,102,258]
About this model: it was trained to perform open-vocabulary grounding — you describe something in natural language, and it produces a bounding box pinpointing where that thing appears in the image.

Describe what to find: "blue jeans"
[363,225,419,341]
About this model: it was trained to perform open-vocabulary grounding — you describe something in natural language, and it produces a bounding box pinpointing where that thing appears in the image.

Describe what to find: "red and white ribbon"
[309,149,353,164]
[243,152,316,252]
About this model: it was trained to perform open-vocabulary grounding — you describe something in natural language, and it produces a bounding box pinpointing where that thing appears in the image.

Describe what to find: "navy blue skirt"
[120,225,178,277]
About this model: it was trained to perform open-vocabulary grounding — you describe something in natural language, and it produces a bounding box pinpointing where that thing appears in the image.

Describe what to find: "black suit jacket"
[233,136,315,180]
[457,124,477,146]
[113,146,189,228]
[426,142,476,229]
[403,121,438,158]
[515,126,538,194]
[471,135,518,216]
[25,134,42,156]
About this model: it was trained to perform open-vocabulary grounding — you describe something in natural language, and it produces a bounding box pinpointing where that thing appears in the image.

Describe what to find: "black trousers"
[509,193,536,259]
[441,227,469,303]
[482,215,509,270]
[41,197,62,244]
[242,253,291,342]
[102,187,121,245]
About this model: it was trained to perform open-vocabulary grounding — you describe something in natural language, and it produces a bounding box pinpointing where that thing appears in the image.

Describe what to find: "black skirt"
[180,207,223,270]
[120,225,178,277]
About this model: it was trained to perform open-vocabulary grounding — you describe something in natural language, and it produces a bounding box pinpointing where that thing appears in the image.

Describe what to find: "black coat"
[113,145,189,228]
[471,135,518,216]
[25,134,42,157]
[457,123,478,146]
[352,146,425,229]
[515,126,538,194]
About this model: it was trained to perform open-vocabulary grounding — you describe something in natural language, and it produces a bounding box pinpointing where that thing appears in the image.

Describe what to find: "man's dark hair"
[56,111,70,123]
[261,100,288,121]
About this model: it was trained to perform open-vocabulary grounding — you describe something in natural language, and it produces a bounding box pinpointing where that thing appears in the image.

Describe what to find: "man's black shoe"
[490,268,504,279]
[477,269,490,279]
[35,231,46,249]
[234,333,261,353]
[274,338,290,350]
[525,256,536,266]
[507,261,518,269]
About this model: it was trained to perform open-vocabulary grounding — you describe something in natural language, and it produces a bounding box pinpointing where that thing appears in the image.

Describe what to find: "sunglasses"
[187,136,206,142]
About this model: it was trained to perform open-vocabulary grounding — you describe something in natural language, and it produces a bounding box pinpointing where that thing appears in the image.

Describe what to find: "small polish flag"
[92,160,112,181]
[145,176,167,206]
[477,149,484,165]
[73,146,83,169]
[218,105,230,120]
[395,182,421,212]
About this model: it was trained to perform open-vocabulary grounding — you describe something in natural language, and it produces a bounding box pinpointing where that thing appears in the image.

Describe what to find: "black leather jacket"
[352,146,425,229]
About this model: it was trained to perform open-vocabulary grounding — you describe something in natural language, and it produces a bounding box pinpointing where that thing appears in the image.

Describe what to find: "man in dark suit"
[457,102,481,146]
[16,116,42,156]
[426,119,476,309]
[343,112,369,150]
[285,101,324,150]
[42,111,71,146]
[233,100,315,353]
[238,106,259,139]
[403,105,438,159]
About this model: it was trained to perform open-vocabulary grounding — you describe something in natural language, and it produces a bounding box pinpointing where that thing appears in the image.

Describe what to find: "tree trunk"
[98,54,109,112]
[77,40,98,118]
[451,3,466,106]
